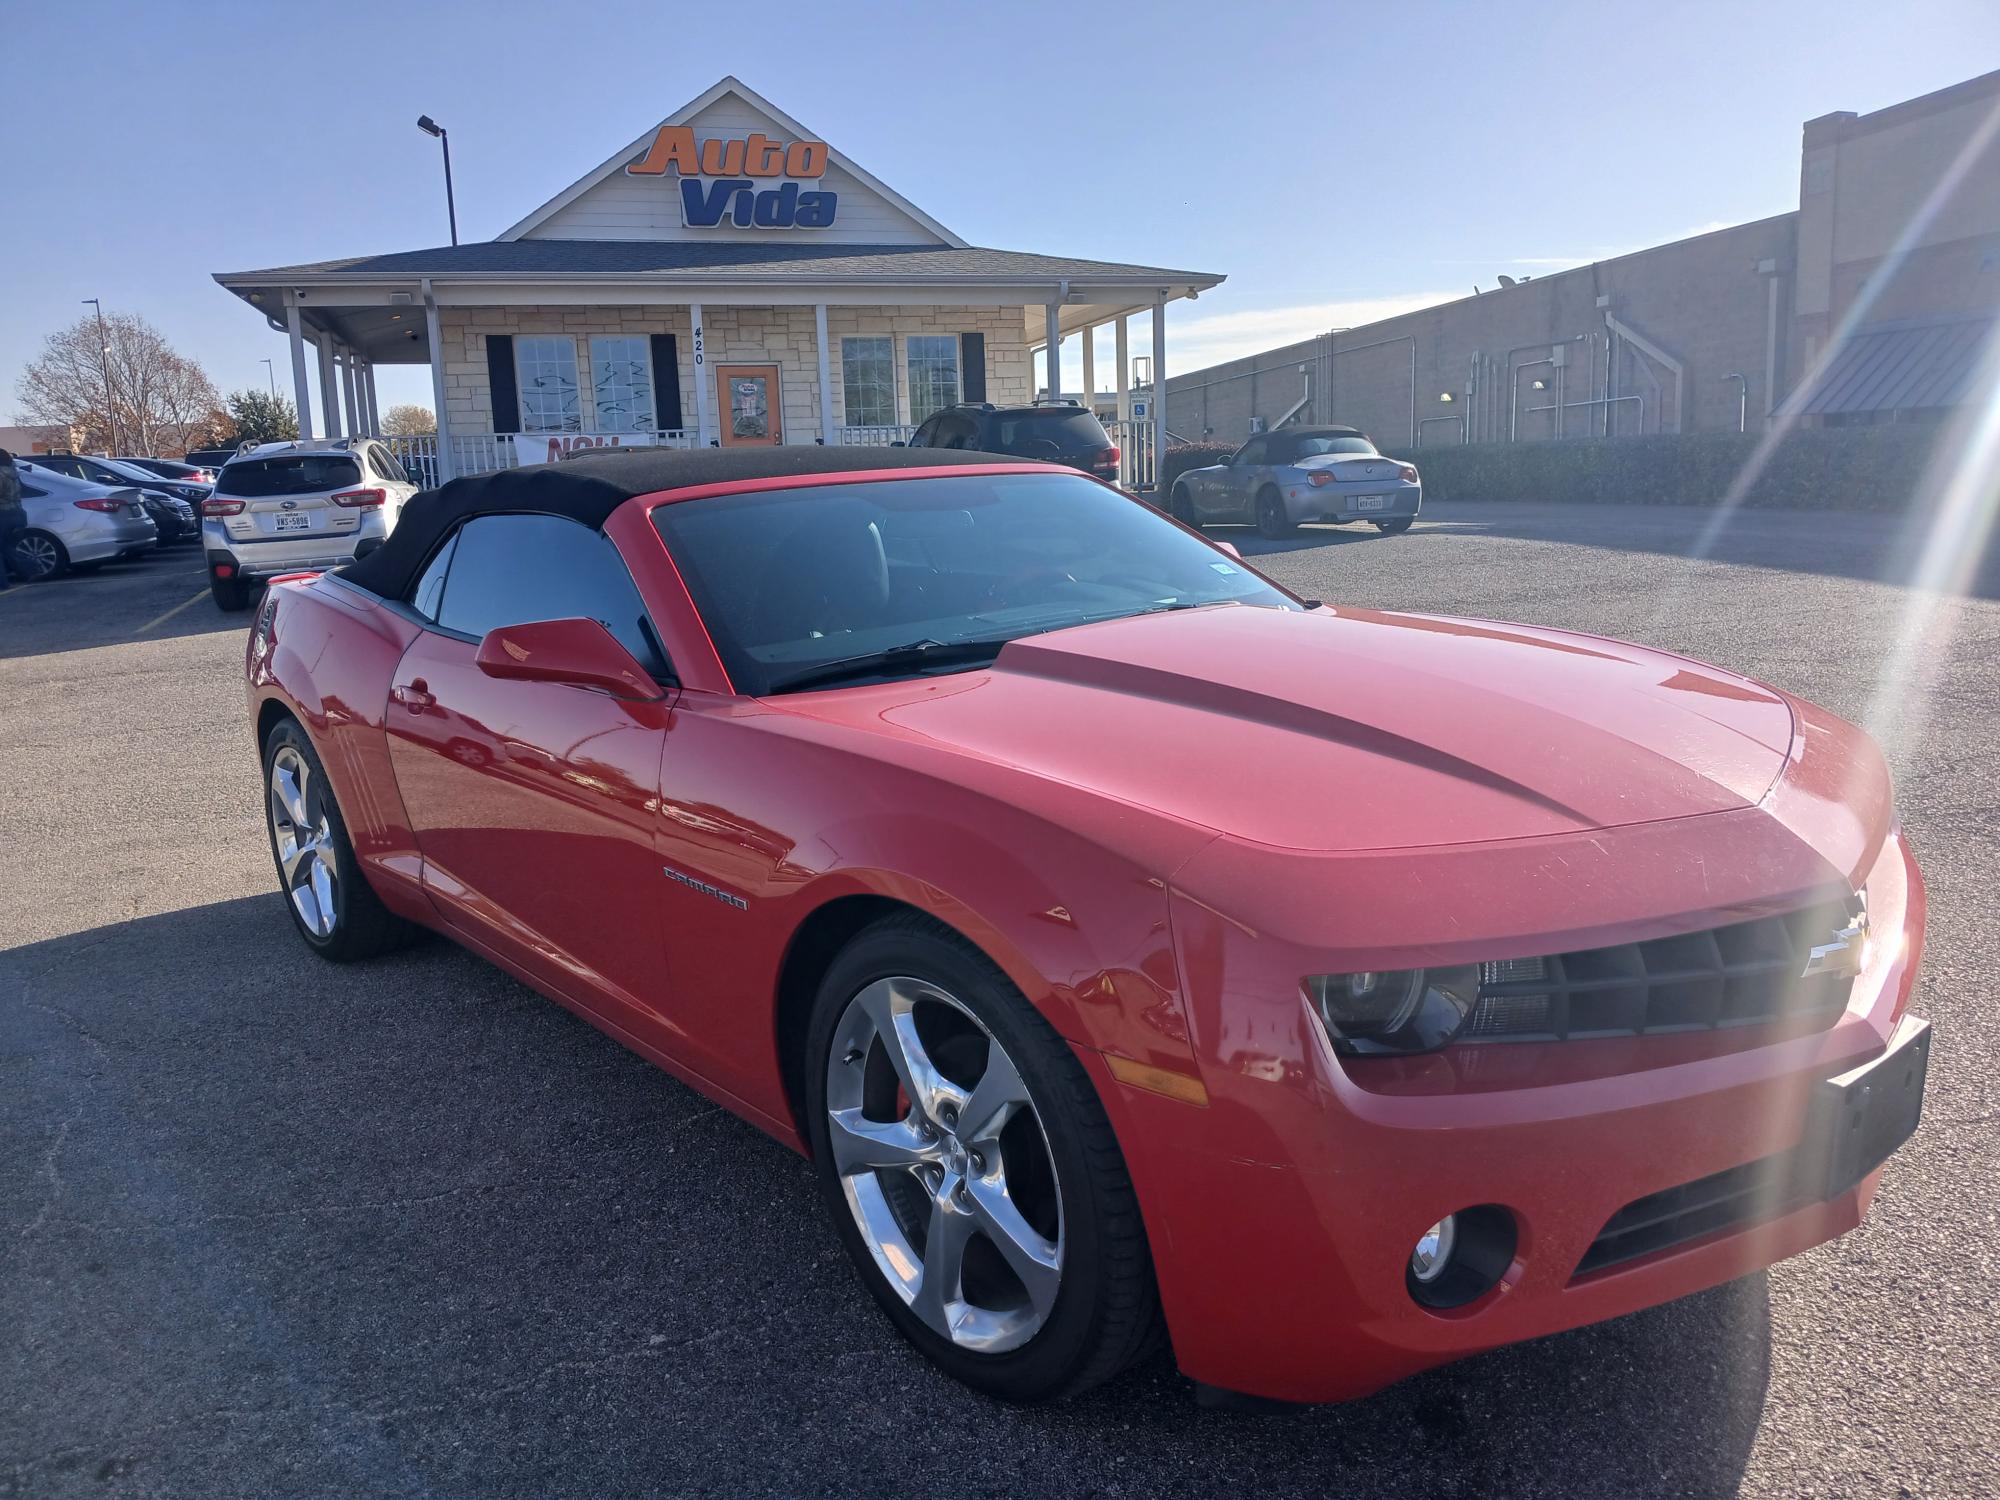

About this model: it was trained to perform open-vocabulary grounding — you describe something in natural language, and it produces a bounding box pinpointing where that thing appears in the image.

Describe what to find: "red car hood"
[778,603,1797,853]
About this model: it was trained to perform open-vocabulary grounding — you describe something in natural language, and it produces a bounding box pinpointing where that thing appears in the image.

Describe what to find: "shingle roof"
[218,239,1219,286]
[1782,314,1998,416]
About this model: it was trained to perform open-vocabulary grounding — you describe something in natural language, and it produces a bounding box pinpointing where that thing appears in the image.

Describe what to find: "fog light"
[1411,1216,1457,1283]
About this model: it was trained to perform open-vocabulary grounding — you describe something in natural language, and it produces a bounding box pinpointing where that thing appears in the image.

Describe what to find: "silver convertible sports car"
[1168,426,1421,539]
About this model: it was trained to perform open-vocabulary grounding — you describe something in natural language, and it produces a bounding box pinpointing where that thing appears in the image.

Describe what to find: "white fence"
[386,431,695,488]
[1107,419,1156,492]
[380,423,1159,490]
[835,425,916,446]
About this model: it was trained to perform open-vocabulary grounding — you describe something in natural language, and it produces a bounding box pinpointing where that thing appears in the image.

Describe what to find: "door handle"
[391,679,435,712]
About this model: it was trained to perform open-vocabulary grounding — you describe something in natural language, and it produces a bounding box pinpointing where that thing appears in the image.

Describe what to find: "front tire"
[1255,487,1296,539]
[1169,484,1200,528]
[262,718,418,962]
[804,914,1159,1402]
[10,530,67,581]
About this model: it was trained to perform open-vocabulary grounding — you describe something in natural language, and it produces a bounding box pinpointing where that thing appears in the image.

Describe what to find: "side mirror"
[1215,541,1242,560]
[889,440,906,448]
[474,618,664,701]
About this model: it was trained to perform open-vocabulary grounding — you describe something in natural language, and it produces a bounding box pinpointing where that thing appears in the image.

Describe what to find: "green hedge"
[1380,424,1950,511]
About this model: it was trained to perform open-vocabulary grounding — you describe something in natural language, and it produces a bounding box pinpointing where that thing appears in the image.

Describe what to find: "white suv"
[203,440,420,610]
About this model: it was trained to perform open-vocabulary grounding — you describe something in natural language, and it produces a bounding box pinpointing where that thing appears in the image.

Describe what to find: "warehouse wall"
[1167,216,1797,448]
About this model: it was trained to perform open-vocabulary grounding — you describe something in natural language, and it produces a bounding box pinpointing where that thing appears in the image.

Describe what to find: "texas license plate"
[273,512,311,532]
[1356,495,1388,512]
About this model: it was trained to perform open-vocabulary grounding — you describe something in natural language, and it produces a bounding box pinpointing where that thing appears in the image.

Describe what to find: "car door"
[1202,437,1263,520]
[382,512,679,1030]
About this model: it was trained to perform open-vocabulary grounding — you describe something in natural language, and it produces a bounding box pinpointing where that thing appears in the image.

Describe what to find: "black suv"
[903,401,1121,482]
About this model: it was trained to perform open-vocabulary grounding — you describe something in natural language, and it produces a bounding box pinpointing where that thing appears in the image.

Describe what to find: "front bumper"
[1097,828,1926,1405]
[1282,479,1421,524]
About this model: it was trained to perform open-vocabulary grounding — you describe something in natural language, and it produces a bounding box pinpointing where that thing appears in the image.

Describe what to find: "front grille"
[1574,1151,1801,1277]
[1462,897,1861,1043]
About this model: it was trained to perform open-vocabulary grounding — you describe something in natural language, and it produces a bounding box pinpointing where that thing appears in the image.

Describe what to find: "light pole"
[82,298,120,453]
[416,115,458,246]
[1723,372,1748,433]
[261,358,277,398]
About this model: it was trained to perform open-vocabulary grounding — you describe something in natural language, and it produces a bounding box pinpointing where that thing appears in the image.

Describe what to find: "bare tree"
[16,311,227,456]
[380,404,437,436]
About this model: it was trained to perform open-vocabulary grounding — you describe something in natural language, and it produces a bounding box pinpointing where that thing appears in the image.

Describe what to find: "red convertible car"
[244,448,1929,1405]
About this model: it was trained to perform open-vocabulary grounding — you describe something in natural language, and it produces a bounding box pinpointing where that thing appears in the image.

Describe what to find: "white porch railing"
[835,425,916,446]
[385,431,692,488]
[1107,419,1156,491]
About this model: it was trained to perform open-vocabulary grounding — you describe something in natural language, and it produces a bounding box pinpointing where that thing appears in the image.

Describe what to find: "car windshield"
[652,470,1300,695]
[1278,435,1376,460]
[215,455,362,498]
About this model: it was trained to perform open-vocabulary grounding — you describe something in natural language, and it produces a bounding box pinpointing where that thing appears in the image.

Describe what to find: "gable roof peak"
[495,76,965,248]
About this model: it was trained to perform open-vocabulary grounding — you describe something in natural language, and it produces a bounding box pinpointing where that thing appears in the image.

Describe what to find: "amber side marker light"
[1105,1054,1210,1106]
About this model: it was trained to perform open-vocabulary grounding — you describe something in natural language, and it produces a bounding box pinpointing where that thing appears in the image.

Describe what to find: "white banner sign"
[511,432,662,467]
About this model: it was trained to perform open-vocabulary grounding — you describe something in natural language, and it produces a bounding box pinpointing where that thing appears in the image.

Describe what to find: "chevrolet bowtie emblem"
[1801,905,1870,980]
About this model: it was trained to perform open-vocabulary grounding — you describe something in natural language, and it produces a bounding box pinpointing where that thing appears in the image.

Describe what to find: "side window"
[433,514,669,679]
[370,443,411,486]
[1235,438,1267,467]
[410,531,458,621]
[906,418,936,449]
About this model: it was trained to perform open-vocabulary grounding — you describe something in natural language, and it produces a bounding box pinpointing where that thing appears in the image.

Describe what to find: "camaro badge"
[661,863,748,910]
[1802,908,1870,979]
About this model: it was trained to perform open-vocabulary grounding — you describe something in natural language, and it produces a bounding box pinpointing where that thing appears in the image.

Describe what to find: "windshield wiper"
[765,636,1017,694]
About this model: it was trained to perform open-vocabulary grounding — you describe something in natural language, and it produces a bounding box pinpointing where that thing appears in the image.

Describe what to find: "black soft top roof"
[338,445,1017,600]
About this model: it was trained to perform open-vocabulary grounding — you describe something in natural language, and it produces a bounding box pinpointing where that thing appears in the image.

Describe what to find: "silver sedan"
[1169,427,1421,538]
[11,461,157,580]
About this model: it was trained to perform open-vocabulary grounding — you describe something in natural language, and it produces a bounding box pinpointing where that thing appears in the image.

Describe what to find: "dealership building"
[1165,68,2000,448]
[213,77,1219,485]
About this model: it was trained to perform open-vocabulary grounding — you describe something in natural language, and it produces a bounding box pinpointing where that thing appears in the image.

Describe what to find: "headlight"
[1307,965,1481,1055]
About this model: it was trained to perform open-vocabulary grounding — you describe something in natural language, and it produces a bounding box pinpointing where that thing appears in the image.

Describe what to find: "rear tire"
[1255,487,1296,540]
[1374,516,1414,536]
[804,913,1160,1402]
[10,530,66,582]
[210,571,252,611]
[262,718,419,962]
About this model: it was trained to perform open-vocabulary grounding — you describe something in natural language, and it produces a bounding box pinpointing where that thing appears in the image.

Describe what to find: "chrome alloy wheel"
[268,743,339,939]
[825,977,1064,1353]
[13,533,60,580]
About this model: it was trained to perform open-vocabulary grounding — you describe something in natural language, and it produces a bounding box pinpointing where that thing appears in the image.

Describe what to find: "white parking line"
[135,587,211,635]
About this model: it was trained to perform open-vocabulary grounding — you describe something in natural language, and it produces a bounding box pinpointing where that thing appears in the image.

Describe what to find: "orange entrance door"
[716,364,783,446]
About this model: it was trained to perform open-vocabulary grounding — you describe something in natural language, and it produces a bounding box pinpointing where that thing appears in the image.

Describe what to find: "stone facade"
[437,303,1030,442]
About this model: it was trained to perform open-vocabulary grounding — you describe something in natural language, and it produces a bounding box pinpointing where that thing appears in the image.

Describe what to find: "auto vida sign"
[625,126,837,230]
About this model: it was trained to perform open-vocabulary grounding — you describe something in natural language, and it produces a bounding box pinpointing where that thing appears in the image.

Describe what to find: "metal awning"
[1782,314,1997,416]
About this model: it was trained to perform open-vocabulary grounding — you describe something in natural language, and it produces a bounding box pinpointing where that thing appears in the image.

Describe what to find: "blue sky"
[5,0,1997,423]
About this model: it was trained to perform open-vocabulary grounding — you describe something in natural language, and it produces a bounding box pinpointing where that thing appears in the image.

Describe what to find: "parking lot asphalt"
[4,503,1997,1499]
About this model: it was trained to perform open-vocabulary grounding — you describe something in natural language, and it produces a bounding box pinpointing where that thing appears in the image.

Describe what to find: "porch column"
[285,292,315,441]
[1115,316,1130,422]
[815,303,835,445]
[689,303,712,445]
[1080,324,1095,411]
[317,337,341,438]
[362,362,380,434]
[1151,298,1168,492]
[1044,302,1063,403]
[341,349,362,436]
[422,278,453,481]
